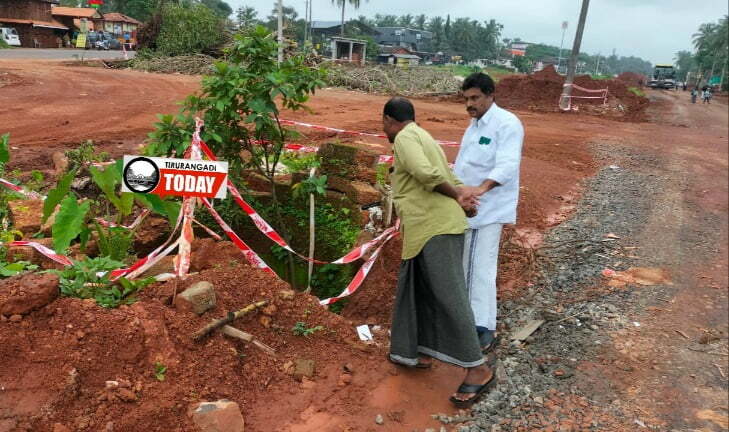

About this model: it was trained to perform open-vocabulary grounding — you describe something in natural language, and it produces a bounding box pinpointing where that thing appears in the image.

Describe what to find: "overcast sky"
[227,0,728,64]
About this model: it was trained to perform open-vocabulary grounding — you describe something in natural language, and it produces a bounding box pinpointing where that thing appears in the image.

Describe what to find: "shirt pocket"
[465,140,496,170]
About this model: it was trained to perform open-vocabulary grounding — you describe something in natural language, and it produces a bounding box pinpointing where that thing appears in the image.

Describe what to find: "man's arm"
[472,120,525,198]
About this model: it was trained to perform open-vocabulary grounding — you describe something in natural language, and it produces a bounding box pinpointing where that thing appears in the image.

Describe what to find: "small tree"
[147,25,327,286]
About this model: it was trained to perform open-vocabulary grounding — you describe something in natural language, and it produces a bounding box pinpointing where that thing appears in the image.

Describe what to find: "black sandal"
[481,333,500,354]
[449,372,496,408]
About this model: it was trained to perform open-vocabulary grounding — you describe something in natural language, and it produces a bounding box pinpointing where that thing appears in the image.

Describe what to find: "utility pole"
[557,21,568,74]
[303,0,308,45]
[594,53,600,75]
[559,0,590,111]
[277,0,283,63]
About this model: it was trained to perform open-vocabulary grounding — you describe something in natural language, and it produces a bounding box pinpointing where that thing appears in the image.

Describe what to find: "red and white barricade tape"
[5,240,74,266]
[95,209,150,229]
[192,218,222,241]
[560,83,609,111]
[319,226,400,305]
[200,197,275,275]
[2,119,401,302]
[279,119,460,147]
[284,143,319,153]
[0,178,45,200]
[197,138,398,266]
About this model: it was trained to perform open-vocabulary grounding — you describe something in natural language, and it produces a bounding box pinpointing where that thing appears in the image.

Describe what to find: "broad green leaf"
[89,165,126,216]
[120,192,135,217]
[43,169,77,223]
[135,193,181,228]
[0,133,10,164]
[52,196,90,253]
[0,262,25,277]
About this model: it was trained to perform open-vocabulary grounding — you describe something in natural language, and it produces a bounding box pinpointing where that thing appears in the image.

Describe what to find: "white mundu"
[454,103,524,330]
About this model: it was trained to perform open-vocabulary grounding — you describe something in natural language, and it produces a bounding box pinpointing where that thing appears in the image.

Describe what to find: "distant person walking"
[703,88,712,104]
[691,88,698,104]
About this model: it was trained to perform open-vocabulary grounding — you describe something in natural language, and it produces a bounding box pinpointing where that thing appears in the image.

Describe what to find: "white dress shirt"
[454,103,524,228]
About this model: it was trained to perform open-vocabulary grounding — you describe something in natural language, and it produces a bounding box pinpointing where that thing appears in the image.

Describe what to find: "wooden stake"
[222,325,277,357]
[192,300,268,341]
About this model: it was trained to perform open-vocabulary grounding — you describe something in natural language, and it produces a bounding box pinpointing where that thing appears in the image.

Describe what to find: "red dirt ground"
[0,61,726,432]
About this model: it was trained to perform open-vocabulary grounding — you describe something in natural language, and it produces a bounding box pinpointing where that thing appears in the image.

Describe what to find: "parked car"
[0,27,21,47]
[85,31,121,50]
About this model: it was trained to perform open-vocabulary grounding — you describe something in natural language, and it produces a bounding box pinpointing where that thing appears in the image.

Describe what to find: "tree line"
[517,42,653,76]
[674,15,728,89]
[59,0,233,23]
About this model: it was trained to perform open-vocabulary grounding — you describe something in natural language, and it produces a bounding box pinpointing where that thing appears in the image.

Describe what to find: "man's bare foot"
[417,356,432,367]
[452,364,493,402]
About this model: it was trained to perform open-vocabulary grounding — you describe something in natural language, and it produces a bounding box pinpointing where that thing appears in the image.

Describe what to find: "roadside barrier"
[0,119,400,306]
[560,83,609,111]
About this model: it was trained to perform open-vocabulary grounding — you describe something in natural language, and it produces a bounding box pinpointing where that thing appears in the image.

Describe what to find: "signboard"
[121,156,228,199]
[75,33,87,49]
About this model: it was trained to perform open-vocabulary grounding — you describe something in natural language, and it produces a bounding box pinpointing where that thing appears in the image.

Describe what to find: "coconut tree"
[331,0,368,36]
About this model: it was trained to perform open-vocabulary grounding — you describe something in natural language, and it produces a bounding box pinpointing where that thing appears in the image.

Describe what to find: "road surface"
[0,48,135,60]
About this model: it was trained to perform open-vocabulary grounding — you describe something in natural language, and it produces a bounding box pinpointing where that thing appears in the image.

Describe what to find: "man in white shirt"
[454,72,524,353]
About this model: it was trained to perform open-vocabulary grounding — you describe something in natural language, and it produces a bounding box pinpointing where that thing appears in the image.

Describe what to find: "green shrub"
[0,39,9,49]
[628,86,645,97]
[54,256,155,308]
[156,3,225,56]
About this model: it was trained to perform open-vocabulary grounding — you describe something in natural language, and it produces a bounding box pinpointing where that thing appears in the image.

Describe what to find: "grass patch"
[628,86,645,97]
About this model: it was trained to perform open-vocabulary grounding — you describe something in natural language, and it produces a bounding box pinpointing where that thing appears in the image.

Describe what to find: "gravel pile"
[438,142,670,431]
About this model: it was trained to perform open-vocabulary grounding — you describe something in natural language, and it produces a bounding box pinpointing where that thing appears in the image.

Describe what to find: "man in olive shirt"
[384,97,494,407]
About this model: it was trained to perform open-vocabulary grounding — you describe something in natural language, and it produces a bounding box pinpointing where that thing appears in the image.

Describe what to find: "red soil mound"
[617,71,647,88]
[0,253,378,431]
[496,65,649,121]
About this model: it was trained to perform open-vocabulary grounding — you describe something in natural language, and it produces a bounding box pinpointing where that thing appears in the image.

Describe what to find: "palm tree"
[374,14,398,27]
[414,14,427,30]
[398,14,414,28]
[331,0,368,36]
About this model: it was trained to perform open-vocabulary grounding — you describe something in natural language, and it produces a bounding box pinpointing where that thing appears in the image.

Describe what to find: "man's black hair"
[383,96,415,122]
[462,72,496,95]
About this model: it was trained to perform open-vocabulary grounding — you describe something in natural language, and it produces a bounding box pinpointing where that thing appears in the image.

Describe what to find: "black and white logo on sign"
[123,157,160,193]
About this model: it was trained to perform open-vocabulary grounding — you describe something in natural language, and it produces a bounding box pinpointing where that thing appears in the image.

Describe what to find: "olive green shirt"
[392,122,468,260]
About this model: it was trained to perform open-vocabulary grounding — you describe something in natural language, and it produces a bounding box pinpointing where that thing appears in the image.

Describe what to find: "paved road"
[0,48,135,60]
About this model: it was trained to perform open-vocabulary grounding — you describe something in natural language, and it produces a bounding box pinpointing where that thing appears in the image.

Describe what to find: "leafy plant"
[291,175,327,199]
[154,362,167,381]
[65,140,109,170]
[52,195,91,254]
[42,169,77,224]
[54,256,155,308]
[89,162,134,223]
[291,321,324,337]
[25,170,46,192]
[280,152,320,173]
[95,224,135,262]
[0,133,9,169]
[145,114,194,158]
[156,3,225,56]
[375,163,390,186]
[0,261,38,277]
